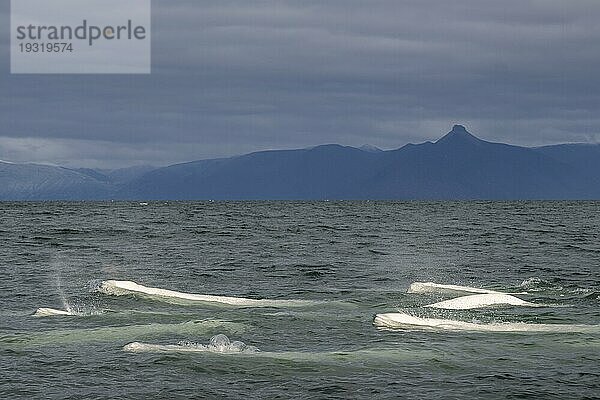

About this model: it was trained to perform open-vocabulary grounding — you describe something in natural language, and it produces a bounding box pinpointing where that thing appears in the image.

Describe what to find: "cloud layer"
[1,0,599,167]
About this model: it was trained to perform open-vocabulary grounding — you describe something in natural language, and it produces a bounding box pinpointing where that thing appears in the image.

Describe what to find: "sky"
[1,0,600,168]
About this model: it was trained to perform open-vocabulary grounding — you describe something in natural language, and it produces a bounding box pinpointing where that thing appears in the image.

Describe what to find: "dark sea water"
[1,201,599,399]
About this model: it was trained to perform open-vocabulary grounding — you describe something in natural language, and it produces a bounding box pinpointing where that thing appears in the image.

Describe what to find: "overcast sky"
[1,0,600,168]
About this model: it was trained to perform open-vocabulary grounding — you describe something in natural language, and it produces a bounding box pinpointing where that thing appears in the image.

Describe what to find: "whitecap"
[519,277,563,292]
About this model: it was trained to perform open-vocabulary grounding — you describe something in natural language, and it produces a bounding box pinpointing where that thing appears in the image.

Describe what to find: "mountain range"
[1,125,599,200]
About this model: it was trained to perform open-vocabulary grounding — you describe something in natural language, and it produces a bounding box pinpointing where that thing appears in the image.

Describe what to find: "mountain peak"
[436,124,483,145]
[359,144,383,153]
[451,124,468,133]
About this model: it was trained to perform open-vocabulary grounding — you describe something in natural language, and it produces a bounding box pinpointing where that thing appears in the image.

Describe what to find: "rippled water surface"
[1,201,599,399]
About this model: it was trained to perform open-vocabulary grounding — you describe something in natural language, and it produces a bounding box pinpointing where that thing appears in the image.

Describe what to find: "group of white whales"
[33,279,600,353]
[373,282,600,333]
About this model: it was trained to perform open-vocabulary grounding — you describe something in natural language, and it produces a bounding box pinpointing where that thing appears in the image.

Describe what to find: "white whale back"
[98,280,314,307]
[373,312,600,333]
[408,282,503,295]
[33,307,74,317]
[424,293,536,310]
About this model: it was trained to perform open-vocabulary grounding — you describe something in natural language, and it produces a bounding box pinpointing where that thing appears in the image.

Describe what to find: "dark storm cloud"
[1,0,600,167]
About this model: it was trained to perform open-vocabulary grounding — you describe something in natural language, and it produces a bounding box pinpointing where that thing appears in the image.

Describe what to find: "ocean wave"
[518,277,598,300]
[97,280,317,307]
[373,312,600,333]
[582,291,600,301]
[519,277,563,292]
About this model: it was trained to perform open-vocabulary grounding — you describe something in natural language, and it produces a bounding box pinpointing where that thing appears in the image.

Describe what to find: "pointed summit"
[436,124,483,145]
[451,124,468,133]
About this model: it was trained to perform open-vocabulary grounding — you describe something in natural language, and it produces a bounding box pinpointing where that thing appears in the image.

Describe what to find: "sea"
[0,201,599,399]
